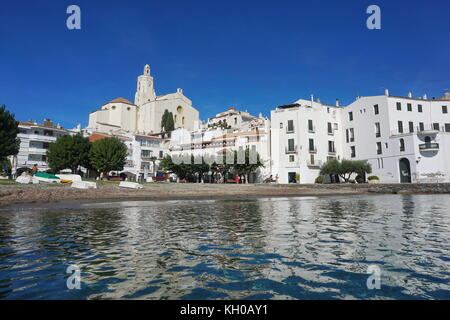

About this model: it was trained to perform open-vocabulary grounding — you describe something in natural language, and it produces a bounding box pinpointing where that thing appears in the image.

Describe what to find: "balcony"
[307,160,322,168]
[417,124,440,136]
[285,146,297,154]
[28,147,48,154]
[308,147,317,153]
[308,125,316,133]
[286,128,295,134]
[328,149,336,155]
[419,143,439,152]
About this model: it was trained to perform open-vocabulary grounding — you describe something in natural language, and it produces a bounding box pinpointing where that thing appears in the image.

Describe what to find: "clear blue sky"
[1,0,449,129]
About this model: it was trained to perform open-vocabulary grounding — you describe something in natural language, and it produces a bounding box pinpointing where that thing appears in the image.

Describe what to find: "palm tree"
[149,156,157,177]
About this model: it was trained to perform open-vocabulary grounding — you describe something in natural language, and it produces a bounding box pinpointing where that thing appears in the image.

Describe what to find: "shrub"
[355,175,364,183]
[315,176,324,184]
[368,176,379,181]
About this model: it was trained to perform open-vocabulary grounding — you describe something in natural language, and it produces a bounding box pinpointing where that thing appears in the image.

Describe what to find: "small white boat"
[71,181,97,189]
[33,173,60,183]
[119,181,143,189]
[16,175,32,184]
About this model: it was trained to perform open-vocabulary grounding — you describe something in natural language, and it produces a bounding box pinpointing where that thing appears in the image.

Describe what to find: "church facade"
[88,65,200,135]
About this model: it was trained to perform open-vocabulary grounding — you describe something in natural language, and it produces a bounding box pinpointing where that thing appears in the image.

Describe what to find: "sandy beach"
[2,181,450,209]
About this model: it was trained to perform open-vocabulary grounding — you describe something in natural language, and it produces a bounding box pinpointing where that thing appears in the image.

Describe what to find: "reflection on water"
[0,195,449,300]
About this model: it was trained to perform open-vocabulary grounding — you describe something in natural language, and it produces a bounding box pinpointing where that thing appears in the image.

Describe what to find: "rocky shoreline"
[1,182,450,209]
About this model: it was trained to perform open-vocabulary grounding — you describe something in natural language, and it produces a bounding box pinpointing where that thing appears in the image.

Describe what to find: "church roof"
[103,97,136,106]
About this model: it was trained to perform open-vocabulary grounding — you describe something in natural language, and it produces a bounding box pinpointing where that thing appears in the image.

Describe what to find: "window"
[349,128,355,142]
[308,120,314,132]
[287,120,294,132]
[443,106,448,114]
[375,122,381,138]
[310,154,315,165]
[127,107,131,111]
[234,117,238,124]
[374,104,379,115]
[433,123,440,131]
[407,103,412,111]
[409,121,414,133]
[350,146,356,158]
[346,129,349,143]
[396,102,401,110]
[159,151,164,158]
[349,112,353,121]
[287,138,295,152]
[112,106,116,110]
[445,123,450,133]
[398,121,403,134]
[327,122,332,134]
[419,122,424,131]
[328,141,335,153]
[400,139,405,152]
[309,139,315,151]
[418,104,423,113]
[141,150,153,158]
[377,142,382,155]
[280,122,283,129]
[182,117,185,125]
[289,155,295,162]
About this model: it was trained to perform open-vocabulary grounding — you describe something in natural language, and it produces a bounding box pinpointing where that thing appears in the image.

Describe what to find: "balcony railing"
[328,149,336,155]
[308,125,316,133]
[307,160,323,167]
[286,127,295,134]
[419,143,439,151]
[308,147,317,153]
[285,146,297,154]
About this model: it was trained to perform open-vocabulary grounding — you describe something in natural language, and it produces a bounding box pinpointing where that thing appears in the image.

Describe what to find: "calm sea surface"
[0,194,449,300]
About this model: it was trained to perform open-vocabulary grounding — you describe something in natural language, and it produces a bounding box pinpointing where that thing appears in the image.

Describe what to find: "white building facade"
[12,119,75,175]
[270,98,343,184]
[271,91,450,184]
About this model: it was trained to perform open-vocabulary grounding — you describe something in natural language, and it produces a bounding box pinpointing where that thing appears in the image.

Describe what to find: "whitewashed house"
[341,90,450,183]
[270,98,343,184]
[11,119,75,175]
[271,91,450,184]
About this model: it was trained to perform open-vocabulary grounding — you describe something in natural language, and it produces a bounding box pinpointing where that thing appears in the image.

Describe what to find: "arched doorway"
[399,158,411,183]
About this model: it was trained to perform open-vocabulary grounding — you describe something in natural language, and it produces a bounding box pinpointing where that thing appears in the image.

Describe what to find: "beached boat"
[33,173,61,183]
[119,181,144,189]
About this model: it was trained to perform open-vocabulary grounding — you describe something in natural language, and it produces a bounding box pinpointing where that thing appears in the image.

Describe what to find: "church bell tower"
[134,64,156,106]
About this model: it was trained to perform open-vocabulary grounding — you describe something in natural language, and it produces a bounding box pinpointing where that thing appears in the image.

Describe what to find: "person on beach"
[31,164,38,175]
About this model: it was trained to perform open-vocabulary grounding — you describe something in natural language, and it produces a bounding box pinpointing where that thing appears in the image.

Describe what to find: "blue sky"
[1,0,449,129]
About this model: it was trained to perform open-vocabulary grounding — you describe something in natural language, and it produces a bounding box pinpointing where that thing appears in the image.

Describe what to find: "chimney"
[317,98,321,104]
[310,94,314,107]
[177,88,183,94]
[385,89,389,96]
[423,94,427,100]
[335,99,340,107]
[43,119,53,127]
[408,92,412,98]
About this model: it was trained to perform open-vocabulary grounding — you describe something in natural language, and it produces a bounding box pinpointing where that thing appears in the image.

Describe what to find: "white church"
[87,65,200,135]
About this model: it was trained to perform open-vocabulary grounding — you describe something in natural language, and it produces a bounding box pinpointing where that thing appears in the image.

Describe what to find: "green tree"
[161,109,175,132]
[46,134,91,173]
[89,137,127,179]
[0,105,20,160]
[320,158,372,183]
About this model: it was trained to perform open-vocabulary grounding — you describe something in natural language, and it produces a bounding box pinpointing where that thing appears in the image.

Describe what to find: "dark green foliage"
[47,134,91,173]
[320,158,372,182]
[89,137,127,178]
[159,149,264,183]
[0,105,20,160]
[161,109,175,132]
[315,176,324,184]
